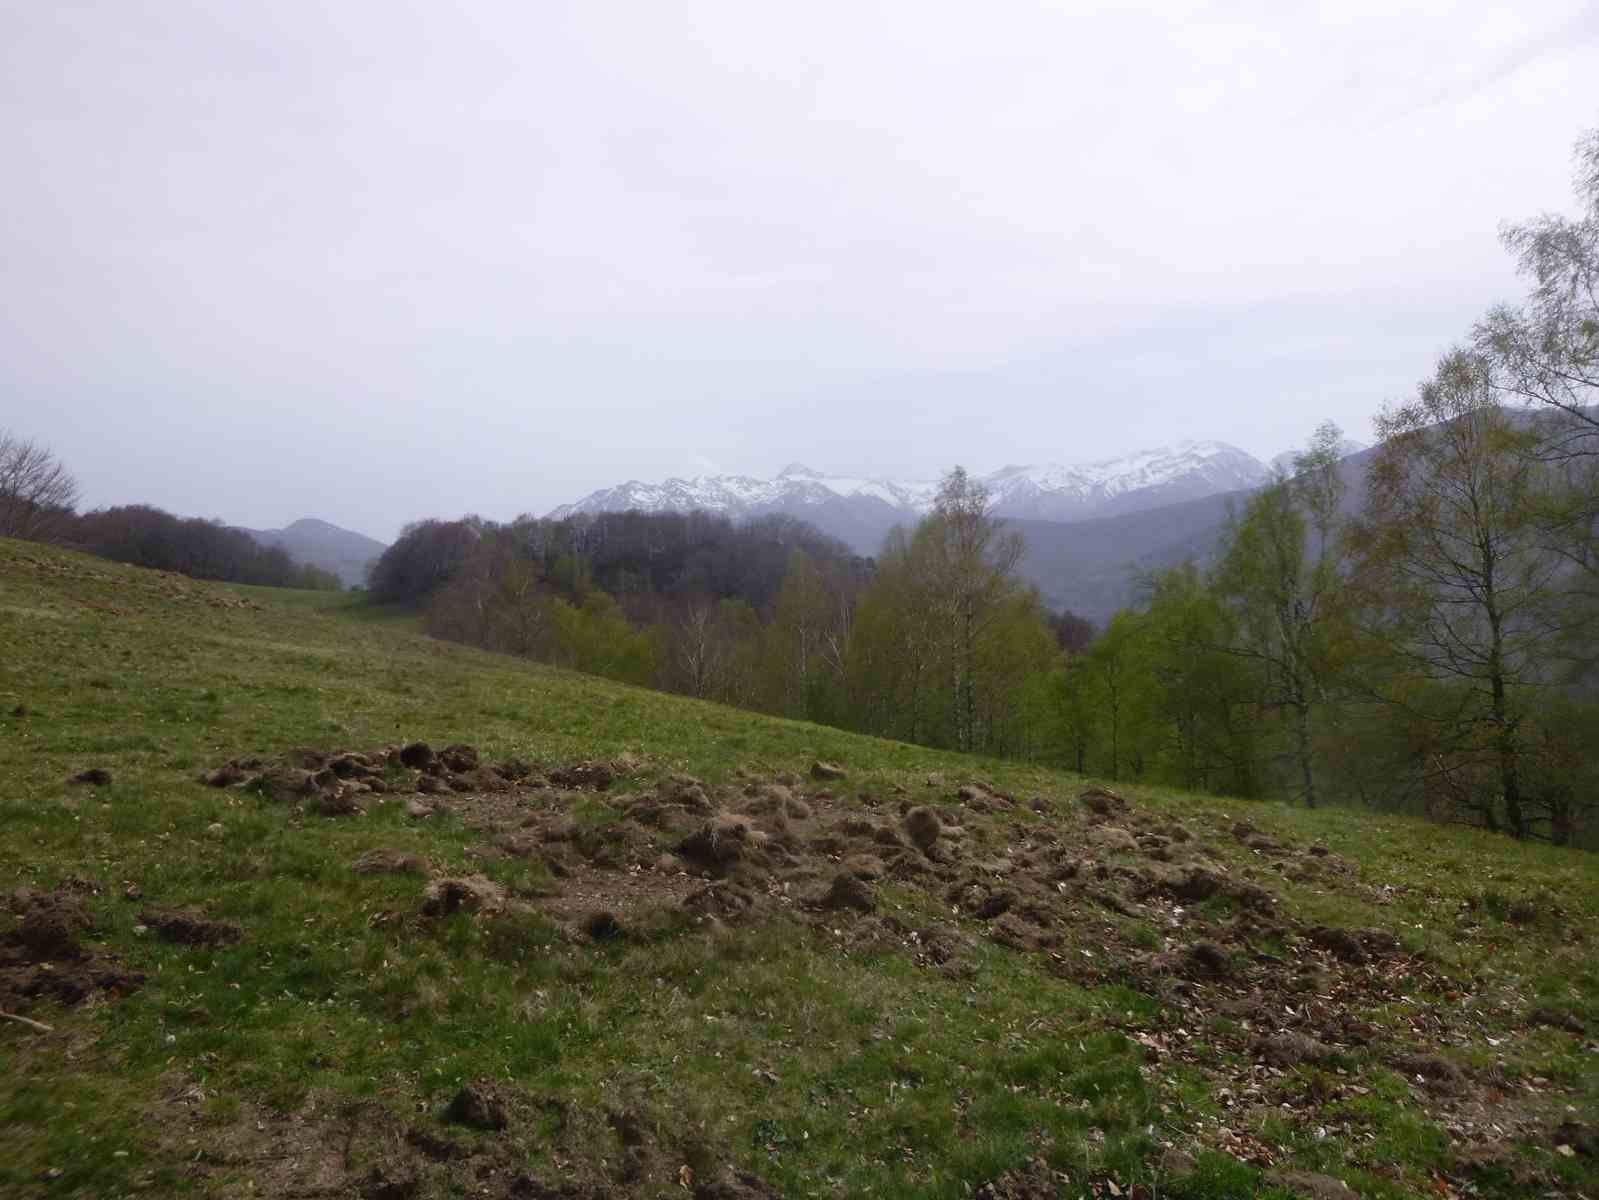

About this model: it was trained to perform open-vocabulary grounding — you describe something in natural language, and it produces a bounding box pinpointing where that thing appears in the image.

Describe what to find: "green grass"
[1,537,1595,1199]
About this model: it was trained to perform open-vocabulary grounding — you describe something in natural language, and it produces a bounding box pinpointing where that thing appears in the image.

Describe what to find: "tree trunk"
[1294,699,1317,808]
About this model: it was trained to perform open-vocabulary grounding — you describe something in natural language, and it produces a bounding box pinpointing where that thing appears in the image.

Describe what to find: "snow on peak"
[548,440,1273,528]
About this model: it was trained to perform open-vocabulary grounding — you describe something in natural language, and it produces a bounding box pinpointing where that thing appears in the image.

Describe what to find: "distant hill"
[1011,444,1380,622]
[549,441,1274,554]
[239,518,386,587]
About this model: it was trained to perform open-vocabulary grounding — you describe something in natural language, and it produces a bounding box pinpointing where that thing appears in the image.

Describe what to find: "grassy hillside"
[1,537,1595,1200]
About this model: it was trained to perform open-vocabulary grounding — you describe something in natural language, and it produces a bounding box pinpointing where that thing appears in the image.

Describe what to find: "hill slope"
[1,538,1594,1200]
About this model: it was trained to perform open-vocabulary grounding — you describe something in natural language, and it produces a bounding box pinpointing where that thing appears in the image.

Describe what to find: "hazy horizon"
[5,1,1598,541]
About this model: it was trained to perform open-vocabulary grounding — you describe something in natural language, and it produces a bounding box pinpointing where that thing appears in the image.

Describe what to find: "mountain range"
[547,440,1289,546]
[549,437,1371,622]
[238,518,387,587]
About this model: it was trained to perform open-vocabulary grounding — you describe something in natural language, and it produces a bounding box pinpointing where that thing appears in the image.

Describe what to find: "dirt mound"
[443,1081,509,1131]
[204,740,642,824]
[420,875,507,918]
[549,760,617,790]
[1078,786,1127,817]
[1307,925,1399,964]
[817,870,876,912]
[902,806,943,851]
[677,816,767,878]
[351,848,431,874]
[1,889,143,1012]
[139,906,243,946]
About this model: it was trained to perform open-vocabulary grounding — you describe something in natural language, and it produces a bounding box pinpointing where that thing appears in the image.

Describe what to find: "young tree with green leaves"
[1211,421,1352,807]
[1140,563,1260,797]
[924,467,1027,752]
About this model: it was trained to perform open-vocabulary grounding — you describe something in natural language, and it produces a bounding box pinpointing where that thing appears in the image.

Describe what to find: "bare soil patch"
[1,888,144,1013]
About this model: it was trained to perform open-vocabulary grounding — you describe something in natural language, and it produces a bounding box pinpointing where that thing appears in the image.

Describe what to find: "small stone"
[205,823,225,840]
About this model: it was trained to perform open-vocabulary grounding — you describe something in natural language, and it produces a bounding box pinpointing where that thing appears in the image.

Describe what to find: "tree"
[1475,124,1599,455]
[1350,352,1563,838]
[0,431,79,542]
[845,525,945,744]
[1211,422,1352,807]
[1140,563,1260,797]
[924,467,1026,752]
[367,519,480,604]
[1080,610,1143,779]
[765,549,853,721]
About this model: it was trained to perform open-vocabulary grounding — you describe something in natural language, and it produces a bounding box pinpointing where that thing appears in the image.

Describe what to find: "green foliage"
[841,474,1060,757]
[547,589,659,686]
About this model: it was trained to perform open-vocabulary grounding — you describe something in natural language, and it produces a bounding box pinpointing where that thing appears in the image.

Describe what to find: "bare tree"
[1476,125,1599,457]
[1350,353,1566,838]
[0,431,80,541]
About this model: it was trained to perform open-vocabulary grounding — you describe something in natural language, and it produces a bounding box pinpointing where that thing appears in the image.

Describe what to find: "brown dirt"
[419,875,506,918]
[139,906,243,946]
[351,848,432,875]
[443,1081,508,1131]
[205,740,614,821]
[1,888,144,1012]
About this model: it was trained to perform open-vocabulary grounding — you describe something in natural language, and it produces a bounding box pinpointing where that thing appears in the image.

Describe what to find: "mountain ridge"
[548,439,1278,553]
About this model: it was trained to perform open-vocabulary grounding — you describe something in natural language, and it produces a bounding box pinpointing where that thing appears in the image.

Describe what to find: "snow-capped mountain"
[547,441,1276,554]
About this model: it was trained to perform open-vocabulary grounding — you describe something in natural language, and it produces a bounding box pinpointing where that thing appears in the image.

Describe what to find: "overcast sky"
[3,1,1597,541]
